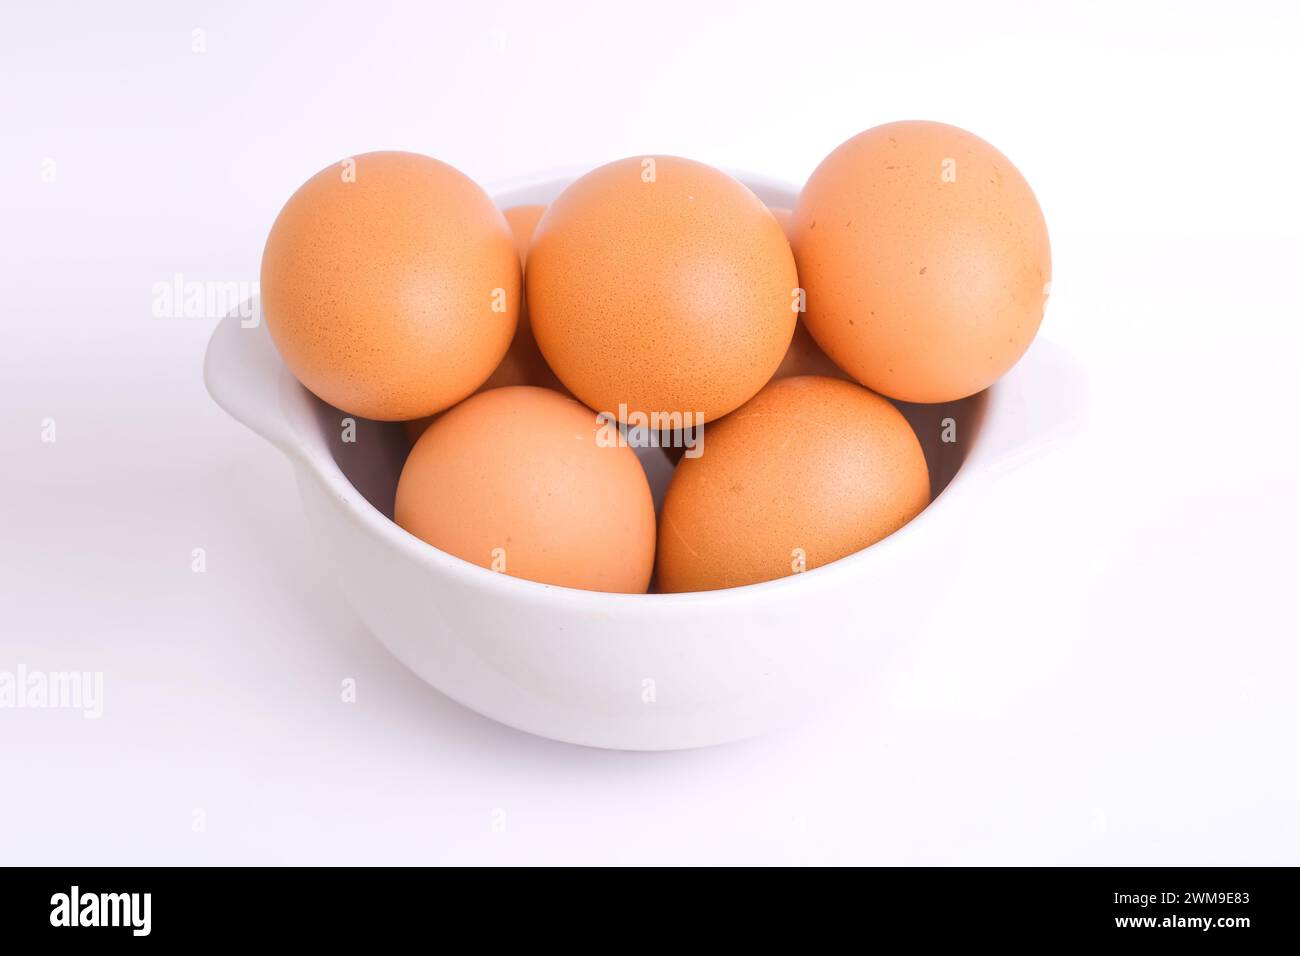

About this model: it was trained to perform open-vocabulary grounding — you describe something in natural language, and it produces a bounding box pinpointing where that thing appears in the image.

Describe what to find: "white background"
[2,1,1298,864]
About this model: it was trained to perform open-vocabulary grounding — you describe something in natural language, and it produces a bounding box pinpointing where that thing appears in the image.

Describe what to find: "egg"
[396,386,656,593]
[527,156,797,423]
[791,121,1051,403]
[656,375,929,592]
[401,203,563,444]
[262,151,520,421]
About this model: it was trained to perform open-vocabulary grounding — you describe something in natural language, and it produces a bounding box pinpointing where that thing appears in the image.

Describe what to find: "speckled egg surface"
[527,156,797,423]
[656,375,930,593]
[791,121,1051,403]
[396,386,656,594]
[262,151,520,421]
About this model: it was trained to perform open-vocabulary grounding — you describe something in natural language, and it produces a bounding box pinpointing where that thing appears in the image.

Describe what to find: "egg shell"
[401,203,563,444]
[527,156,798,423]
[792,121,1051,403]
[262,151,520,421]
[396,386,656,594]
[656,375,930,593]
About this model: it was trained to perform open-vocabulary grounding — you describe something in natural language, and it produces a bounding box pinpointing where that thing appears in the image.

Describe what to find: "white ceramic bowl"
[205,168,1084,750]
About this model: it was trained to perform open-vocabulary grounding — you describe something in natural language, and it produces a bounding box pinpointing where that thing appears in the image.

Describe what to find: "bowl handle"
[203,298,309,458]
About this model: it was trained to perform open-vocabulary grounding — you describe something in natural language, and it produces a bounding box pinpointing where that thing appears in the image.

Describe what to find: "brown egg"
[401,203,563,444]
[528,156,797,423]
[656,376,929,593]
[396,386,656,593]
[262,151,520,421]
[792,121,1051,403]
